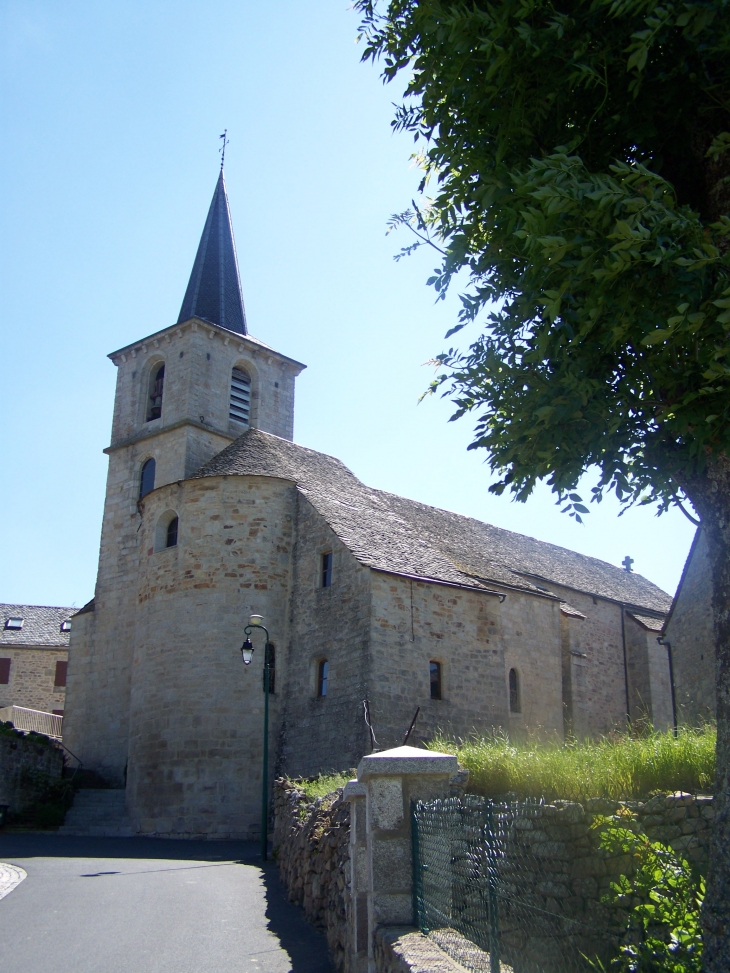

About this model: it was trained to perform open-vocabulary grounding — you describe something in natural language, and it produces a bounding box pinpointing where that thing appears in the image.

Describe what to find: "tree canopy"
[357,6,730,961]
[357,0,730,521]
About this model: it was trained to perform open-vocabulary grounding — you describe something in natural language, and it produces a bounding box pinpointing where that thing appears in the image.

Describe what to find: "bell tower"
[63,170,305,781]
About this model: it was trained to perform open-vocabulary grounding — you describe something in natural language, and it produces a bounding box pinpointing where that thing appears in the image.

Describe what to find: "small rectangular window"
[430,661,442,700]
[0,659,10,684]
[321,552,333,588]
[318,659,329,697]
[60,620,71,633]
[5,618,23,630]
[54,661,68,688]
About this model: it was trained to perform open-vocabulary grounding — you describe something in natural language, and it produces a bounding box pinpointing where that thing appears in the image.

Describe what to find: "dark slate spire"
[177,170,247,334]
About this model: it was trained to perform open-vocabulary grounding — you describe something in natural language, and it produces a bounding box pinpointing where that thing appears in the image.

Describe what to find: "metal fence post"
[485,802,501,973]
[411,799,426,933]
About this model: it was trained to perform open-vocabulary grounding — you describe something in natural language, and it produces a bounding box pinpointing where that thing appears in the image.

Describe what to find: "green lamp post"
[240,613,273,861]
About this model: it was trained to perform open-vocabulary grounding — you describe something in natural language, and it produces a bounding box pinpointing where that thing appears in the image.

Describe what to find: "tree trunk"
[684,455,730,970]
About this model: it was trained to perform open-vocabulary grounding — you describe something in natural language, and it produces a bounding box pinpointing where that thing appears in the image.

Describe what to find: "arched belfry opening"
[146,364,165,422]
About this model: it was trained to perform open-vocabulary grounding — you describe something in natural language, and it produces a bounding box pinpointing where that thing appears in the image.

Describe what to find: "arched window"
[263,643,276,695]
[317,659,328,697]
[165,516,178,548]
[430,661,442,700]
[509,668,521,714]
[229,367,251,425]
[146,363,165,422]
[139,458,156,499]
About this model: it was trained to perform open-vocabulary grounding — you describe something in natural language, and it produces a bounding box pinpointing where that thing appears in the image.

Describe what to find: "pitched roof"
[177,170,247,335]
[0,604,74,648]
[628,612,665,633]
[194,429,672,613]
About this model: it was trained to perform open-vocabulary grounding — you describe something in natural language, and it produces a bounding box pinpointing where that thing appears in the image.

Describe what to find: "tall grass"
[428,726,716,801]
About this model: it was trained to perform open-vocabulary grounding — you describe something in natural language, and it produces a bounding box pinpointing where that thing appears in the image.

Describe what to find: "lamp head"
[249,614,264,628]
[241,637,254,665]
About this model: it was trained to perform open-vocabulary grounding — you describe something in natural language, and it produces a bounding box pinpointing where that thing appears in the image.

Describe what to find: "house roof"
[0,604,74,648]
[194,429,672,613]
[177,169,247,335]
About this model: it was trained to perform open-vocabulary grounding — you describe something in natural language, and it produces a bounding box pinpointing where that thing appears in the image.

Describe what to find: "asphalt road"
[0,834,334,973]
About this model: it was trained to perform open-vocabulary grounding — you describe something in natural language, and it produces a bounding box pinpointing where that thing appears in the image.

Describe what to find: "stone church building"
[64,170,674,839]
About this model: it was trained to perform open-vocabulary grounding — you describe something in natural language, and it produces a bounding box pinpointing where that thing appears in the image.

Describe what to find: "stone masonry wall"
[279,494,372,778]
[0,647,68,714]
[485,791,713,972]
[275,777,714,973]
[0,729,64,813]
[666,529,715,725]
[273,778,351,972]
[125,473,296,837]
[64,317,304,784]
[368,573,563,750]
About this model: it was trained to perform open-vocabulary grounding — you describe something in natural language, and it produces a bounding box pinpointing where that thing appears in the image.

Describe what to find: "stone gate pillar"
[344,745,458,973]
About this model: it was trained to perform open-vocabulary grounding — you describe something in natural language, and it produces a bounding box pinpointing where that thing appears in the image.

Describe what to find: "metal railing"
[0,705,63,740]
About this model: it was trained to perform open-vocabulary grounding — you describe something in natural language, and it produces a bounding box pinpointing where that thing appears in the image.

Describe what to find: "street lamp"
[240,613,273,861]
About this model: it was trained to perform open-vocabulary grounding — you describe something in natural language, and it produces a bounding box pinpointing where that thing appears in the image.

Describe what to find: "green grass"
[428,726,716,801]
[298,771,354,801]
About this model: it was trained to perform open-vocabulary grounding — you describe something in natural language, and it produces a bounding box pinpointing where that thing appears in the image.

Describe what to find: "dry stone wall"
[273,778,351,972]
[0,728,64,813]
[463,791,713,972]
[275,775,714,973]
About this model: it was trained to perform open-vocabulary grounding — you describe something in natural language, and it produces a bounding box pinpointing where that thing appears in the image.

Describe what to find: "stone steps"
[59,789,135,837]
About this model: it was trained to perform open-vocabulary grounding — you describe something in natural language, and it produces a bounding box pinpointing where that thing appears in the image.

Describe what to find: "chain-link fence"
[411,792,707,973]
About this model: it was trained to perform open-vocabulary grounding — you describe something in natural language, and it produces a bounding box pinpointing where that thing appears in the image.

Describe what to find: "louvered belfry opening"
[229,367,251,425]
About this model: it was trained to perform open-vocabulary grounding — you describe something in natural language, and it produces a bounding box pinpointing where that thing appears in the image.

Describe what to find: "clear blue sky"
[0,1,696,610]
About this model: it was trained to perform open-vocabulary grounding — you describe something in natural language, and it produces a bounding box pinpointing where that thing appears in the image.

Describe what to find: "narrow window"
[166,516,179,548]
[263,643,276,695]
[146,363,165,421]
[54,661,68,688]
[509,668,521,714]
[430,661,442,700]
[317,659,329,697]
[229,367,251,425]
[0,659,10,684]
[139,458,156,499]
[60,620,71,633]
[321,552,333,588]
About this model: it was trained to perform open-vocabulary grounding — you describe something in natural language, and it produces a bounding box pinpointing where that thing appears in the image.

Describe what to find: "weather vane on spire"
[219,129,229,170]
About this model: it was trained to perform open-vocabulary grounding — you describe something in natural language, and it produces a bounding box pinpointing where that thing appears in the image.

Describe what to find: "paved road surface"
[0,834,333,973]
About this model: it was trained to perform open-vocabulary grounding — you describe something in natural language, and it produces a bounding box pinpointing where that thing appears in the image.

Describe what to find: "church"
[63,169,674,839]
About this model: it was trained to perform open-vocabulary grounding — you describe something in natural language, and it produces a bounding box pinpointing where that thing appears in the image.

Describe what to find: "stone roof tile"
[194,429,672,613]
[0,604,75,648]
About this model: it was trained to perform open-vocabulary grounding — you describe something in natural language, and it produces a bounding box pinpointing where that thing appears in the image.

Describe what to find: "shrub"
[592,824,704,972]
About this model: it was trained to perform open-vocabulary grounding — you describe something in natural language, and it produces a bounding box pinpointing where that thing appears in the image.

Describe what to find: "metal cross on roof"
[622,555,634,573]
[219,129,229,170]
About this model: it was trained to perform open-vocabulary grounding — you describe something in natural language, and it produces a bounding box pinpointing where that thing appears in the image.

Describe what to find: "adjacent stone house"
[63,170,674,839]
[663,528,716,725]
[0,604,73,715]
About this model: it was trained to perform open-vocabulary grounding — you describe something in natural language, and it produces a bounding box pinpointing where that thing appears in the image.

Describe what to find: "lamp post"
[240,613,273,861]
